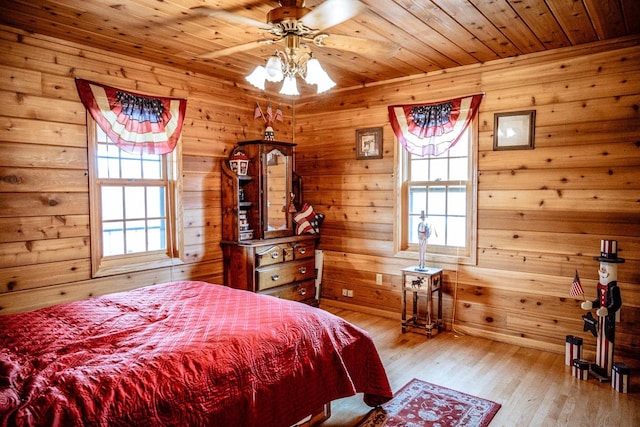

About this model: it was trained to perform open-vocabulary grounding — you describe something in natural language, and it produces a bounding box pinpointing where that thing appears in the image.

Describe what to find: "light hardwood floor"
[321,306,640,427]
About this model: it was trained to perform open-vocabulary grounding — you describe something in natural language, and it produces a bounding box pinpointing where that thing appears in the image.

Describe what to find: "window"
[87,116,182,277]
[397,125,477,263]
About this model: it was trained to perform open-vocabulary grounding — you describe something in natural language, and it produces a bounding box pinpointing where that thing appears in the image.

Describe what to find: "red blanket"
[0,281,391,426]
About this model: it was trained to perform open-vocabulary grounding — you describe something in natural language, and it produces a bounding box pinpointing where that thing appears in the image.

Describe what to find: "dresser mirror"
[264,147,292,238]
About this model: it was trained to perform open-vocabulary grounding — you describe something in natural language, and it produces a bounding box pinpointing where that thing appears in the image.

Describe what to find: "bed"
[0,281,392,426]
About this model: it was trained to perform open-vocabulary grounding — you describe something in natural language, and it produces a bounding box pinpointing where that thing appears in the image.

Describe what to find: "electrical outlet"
[376,273,383,285]
[342,288,348,297]
[347,289,354,297]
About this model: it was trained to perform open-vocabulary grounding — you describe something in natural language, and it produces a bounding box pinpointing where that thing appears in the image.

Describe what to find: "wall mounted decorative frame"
[356,127,383,159]
[493,110,536,150]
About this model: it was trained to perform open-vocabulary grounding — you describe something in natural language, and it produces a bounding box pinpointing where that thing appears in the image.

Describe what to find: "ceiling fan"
[189,0,400,60]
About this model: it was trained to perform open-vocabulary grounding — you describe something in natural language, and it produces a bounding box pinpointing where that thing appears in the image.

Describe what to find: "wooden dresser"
[222,235,318,305]
[220,140,318,306]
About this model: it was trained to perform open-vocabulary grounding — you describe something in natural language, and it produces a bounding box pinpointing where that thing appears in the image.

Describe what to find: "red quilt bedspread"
[0,281,391,426]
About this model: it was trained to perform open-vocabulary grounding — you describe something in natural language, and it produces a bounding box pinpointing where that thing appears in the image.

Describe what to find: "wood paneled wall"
[0,24,293,313]
[0,22,638,363]
[292,37,640,362]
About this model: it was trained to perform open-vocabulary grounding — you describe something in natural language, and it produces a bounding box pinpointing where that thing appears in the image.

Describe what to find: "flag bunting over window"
[75,79,187,154]
[388,94,483,157]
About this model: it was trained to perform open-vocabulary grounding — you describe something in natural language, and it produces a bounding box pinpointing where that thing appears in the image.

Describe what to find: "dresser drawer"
[255,244,286,267]
[260,279,316,303]
[293,240,314,260]
[257,259,315,291]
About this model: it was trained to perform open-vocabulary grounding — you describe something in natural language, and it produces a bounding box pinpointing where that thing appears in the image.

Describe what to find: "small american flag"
[570,270,584,297]
[253,102,263,120]
[266,101,273,121]
[274,105,283,122]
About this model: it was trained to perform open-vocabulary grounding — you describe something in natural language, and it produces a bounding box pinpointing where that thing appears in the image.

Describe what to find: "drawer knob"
[299,267,307,274]
[298,247,306,254]
[271,274,280,281]
[271,251,280,259]
[298,287,307,296]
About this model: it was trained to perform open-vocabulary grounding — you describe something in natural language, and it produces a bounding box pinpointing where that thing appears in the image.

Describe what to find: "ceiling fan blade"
[313,34,400,58]
[190,6,272,31]
[196,39,276,60]
[301,0,366,30]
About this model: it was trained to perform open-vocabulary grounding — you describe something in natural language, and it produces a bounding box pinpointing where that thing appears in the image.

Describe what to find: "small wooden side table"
[401,266,443,337]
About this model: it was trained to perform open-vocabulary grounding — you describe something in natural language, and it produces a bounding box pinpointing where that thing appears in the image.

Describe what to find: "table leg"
[401,287,407,333]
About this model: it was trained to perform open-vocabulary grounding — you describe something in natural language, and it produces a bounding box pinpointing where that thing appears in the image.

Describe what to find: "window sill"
[93,254,185,278]
[394,249,476,268]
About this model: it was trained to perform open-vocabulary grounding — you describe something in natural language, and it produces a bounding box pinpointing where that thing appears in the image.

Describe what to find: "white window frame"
[395,121,478,265]
[87,114,183,278]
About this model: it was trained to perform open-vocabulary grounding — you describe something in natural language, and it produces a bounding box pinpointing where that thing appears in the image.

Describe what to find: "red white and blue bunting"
[388,94,483,157]
[75,79,187,154]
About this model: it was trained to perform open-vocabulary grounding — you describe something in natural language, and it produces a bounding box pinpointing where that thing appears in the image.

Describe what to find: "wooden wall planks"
[294,38,640,361]
[0,22,638,363]
[0,24,277,313]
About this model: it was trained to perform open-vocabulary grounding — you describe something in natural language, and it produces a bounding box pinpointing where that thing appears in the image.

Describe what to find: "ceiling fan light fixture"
[245,34,340,95]
[279,76,300,96]
[245,65,267,90]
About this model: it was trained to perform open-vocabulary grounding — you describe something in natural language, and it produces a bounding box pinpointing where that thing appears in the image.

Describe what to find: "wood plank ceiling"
[1,0,639,97]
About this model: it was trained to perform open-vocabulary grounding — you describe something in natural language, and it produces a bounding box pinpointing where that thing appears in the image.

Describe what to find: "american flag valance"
[75,79,187,154]
[388,94,483,157]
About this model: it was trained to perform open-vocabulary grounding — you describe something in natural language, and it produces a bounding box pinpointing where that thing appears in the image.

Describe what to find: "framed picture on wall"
[356,127,383,159]
[493,110,536,150]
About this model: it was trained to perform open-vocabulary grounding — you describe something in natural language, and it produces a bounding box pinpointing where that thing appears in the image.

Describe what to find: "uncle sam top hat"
[594,239,625,263]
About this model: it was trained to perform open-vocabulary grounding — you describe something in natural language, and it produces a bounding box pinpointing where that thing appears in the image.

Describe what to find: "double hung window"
[399,126,477,262]
[87,117,182,277]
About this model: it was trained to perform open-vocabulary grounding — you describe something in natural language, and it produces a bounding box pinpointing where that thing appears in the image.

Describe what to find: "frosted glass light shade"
[279,76,300,96]
[304,58,323,85]
[265,55,284,82]
[304,57,336,93]
[315,72,336,94]
[245,65,266,90]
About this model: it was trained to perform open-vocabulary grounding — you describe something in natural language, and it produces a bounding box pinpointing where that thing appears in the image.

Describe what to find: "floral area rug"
[355,378,501,427]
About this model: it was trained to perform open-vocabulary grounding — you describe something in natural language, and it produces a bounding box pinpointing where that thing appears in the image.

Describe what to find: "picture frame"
[493,110,536,151]
[356,127,383,159]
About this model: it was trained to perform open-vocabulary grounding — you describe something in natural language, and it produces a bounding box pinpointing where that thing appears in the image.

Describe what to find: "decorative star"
[582,311,598,337]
